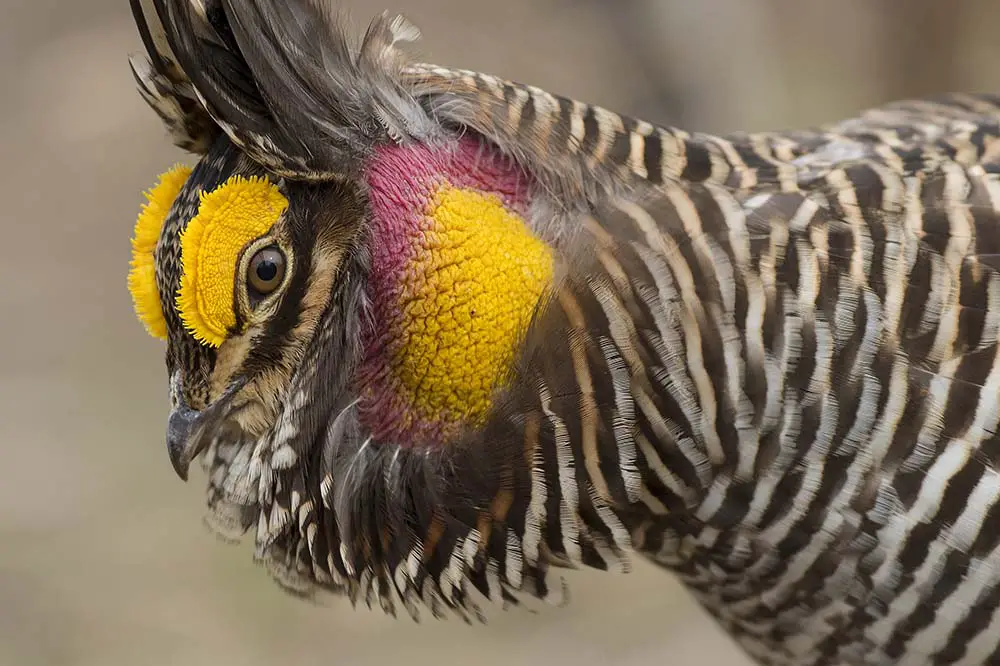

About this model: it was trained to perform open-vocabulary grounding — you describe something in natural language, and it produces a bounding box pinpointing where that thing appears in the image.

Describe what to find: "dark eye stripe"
[237,223,314,381]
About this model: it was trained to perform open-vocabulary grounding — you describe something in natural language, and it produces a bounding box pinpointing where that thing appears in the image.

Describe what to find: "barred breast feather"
[477,90,1000,664]
[408,61,1000,662]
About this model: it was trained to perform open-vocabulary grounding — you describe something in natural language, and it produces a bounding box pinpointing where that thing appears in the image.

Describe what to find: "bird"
[124,1,1000,664]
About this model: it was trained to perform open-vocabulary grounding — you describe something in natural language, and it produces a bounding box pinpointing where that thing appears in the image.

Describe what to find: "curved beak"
[165,377,248,482]
[166,404,206,481]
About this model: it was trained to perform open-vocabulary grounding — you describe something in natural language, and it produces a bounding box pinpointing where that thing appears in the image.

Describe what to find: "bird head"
[123,0,616,610]
[130,154,372,481]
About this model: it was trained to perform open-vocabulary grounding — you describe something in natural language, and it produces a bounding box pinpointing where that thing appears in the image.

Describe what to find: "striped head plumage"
[125,1,1000,663]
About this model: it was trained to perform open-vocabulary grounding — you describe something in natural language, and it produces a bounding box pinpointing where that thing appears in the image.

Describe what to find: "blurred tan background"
[4,1,1000,665]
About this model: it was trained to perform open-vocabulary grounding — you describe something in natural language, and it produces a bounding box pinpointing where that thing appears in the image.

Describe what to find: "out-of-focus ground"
[3,2,1000,665]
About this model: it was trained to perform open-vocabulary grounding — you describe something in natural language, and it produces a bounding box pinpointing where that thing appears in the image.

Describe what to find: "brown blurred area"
[3,1,1000,665]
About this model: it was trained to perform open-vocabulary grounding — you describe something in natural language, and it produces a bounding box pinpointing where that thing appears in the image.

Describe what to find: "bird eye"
[247,246,286,295]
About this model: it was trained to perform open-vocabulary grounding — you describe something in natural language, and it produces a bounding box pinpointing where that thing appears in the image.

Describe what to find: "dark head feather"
[140,0,441,179]
[129,0,218,152]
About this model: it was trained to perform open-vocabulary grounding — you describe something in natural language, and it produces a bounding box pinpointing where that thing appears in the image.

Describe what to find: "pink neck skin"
[357,136,533,446]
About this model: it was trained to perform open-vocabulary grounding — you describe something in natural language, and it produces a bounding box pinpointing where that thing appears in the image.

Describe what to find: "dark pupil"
[255,259,278,282]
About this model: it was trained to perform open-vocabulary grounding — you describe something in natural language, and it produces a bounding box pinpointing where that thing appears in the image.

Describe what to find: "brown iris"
[247,246,286,295]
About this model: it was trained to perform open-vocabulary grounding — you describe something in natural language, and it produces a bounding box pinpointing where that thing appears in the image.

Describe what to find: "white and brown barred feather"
[132,1,1000,663]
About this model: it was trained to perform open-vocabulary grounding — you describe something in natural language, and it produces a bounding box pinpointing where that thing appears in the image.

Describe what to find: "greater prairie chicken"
[125,1,1000,664]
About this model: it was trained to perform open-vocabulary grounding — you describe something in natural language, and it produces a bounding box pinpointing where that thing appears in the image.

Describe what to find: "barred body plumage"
[125,2,1000,664]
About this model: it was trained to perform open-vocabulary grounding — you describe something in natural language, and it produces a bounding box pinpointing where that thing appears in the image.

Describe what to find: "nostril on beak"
[166,405,201,482]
